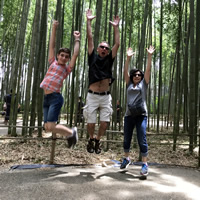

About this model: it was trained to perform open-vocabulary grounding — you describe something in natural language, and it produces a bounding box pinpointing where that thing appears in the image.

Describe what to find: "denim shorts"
[43,92,64,123]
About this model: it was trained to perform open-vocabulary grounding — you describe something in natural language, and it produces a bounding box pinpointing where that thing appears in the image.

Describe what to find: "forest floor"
[0,126,199,170]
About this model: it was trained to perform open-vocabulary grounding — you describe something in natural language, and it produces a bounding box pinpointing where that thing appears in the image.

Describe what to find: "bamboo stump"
[49,133,56,164]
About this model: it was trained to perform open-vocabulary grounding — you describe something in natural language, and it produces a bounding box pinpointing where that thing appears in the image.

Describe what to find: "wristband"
[75,39,80,42]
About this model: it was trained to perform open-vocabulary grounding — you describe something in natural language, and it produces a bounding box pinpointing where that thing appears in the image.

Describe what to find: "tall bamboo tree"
[157,0,163,133]
[9,0,30,136]
[189,0,195,153]
[93,0,102,50]
[137,0,148,70]
[173,0,182,151]
[22,0,41,136]
[195,0,200,145]
[29,0,48,136]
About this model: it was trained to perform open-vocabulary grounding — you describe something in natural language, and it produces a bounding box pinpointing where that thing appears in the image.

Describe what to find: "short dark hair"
[129,68,144,83]
[98,41,110,48]
[57,48,71,58]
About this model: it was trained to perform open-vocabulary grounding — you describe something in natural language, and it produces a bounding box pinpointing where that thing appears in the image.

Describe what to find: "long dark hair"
[129,69,144,83]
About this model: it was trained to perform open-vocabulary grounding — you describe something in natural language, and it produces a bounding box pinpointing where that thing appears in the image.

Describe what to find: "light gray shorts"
[83,93,113,123]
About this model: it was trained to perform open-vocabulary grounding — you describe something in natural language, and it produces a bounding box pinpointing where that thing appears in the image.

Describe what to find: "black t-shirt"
[117,104,121,115]
[78,101,84,114]
[88,50,115,86]
[4,94,12,106]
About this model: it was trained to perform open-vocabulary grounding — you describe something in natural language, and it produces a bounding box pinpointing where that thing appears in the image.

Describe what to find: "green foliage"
[0,0,21,51]
[0,0,198,134]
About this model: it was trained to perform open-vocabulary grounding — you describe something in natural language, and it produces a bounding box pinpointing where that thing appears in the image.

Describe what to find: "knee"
[100,121,108,130]
[45,123,55,132]
[88,123,95,129]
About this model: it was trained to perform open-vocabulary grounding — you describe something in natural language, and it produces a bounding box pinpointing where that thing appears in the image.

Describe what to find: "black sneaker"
[120,158,131,169]
[67,127,78,148]
[94,139,101,154]
[87,139,94,153]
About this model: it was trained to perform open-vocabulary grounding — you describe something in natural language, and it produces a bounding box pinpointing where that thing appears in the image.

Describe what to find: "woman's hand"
[127,47,135,57]
[146,45,155,55]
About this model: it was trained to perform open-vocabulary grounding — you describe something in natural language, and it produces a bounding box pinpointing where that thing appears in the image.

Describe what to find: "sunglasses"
[60,54,70,59]
[133,74,142,77]
[99,45,110,50]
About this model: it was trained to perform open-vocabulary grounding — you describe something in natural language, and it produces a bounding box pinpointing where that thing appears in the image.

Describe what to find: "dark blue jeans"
[123,115,148,157]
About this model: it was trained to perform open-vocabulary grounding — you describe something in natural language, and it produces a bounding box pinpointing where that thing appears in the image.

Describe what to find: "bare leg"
[96,121,108,140]
[142,156,147,163]
[124,152,129,157]
[87,123,95,139]
[45,122,73,137]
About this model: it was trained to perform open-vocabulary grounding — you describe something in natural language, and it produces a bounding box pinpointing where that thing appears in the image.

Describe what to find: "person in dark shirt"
[3,90,21,125]
[116,100,121,124]
[4,90,12,125]
[77,97,84,123]
[83,9,120,154]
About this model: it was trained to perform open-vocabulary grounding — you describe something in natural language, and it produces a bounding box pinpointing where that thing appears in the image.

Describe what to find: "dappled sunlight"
[142,169,200,200]
[46,171,76,179]
[97,175,114,182]
[81,193,101,200]
[116,190,132,198]
[53,182,68,191]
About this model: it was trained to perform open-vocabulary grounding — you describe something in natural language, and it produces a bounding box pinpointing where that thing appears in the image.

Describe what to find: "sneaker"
[87,139,94,153]
[140,164,148,176]
[120,158,131,169]
[94,139,101,154]
[67,127,78,148]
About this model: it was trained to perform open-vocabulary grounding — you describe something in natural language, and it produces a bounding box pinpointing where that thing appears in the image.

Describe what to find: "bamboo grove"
[0,0,199,154]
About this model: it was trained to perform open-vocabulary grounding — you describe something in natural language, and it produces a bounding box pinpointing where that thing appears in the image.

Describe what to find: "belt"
[88,89,110,95]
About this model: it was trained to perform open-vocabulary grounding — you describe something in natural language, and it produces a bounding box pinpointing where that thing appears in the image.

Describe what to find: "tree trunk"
[173,0,182,151]
[189,0,195,153]
[29,0,48,136]
[157,0,163,133]
[137,0,148,70]
[94,0,102,50]
[22,0,41,136]
[195,0,200,145]
[9,0,30,136]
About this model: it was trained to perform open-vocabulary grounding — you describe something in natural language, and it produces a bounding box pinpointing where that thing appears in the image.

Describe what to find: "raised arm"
[48,20,59,60]
[86,9,96,55]
[124,48,135,85]
[110,16,120,58]
[69,31,81,70]
[144,45,155,84]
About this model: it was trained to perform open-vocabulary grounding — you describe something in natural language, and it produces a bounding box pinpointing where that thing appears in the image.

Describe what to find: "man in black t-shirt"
[83,9,120,154]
